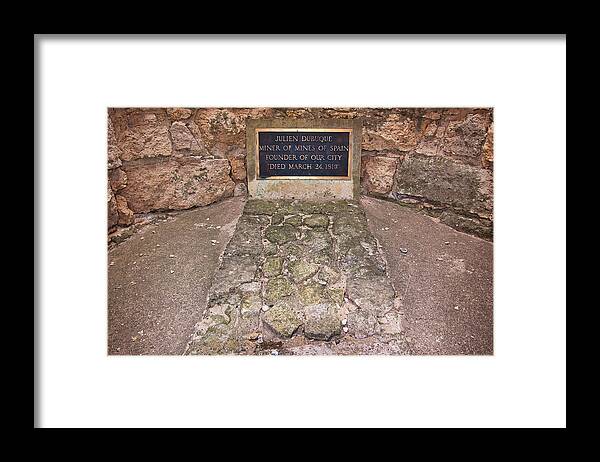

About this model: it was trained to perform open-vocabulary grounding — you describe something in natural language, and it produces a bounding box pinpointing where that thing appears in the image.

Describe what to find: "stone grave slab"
[185,199,407,355]
[184,118,408,355]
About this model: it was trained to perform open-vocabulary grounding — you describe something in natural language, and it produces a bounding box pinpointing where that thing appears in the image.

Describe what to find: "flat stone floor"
[108,196,493,355]
[107,197,245,355]
[362,196,493,354]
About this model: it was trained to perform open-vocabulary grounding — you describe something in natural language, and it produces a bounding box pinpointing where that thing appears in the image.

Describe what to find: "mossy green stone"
[263,256,283,278]
[191,322,233,354]
[285,215,302,226]
[318,265,341,284]
[209,314,229,325]
[244,200,278,216]
[302,229,332,253]
[222,337,240,353]
[300,203,326,214]
[265,276,294,305]
[288,259,320,283]
[264,241,278,256]
[325,287,345,305]
[298,282,324,305]
[280,242,305,258]
[187,178,414,352]
[262,299,303,338]
[273,201,298,215]
[332,214,369,239]
[191,333,225,354]
[265,224,297,244]
[271,213,284,225]
[304,214,329,228]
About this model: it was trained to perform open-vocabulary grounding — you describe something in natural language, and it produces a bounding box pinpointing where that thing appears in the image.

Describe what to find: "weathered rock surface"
[264,276,294,305]
[170,121,205,155]
[234,183,248,197]
[438,210,493,240]
[346,276,395,317]
[166,107,193,121]
[262,256,283,278]
[192,108,275,148]
[226,215,265,257]
[265,224,298,245]
[288,259,320,283]
[482,122,494,168]
[303,214,329,228]
[361,155,398,195]
[440,113,489,164]
[263,299,303,338]
[109,168,127,191]
[120,158,235,213]
[302,228,332,255]
[304,303,341,340]
[393,155,493,220]
[318,265,341,285]
[108,107,493,240]
[185,200,404,355]
[210,256,257,300]
[108,225,135,244]
[115,195,134,226]
[108,186,119,229]
[347,309,379,339]
[107,116,123,170]
[110,109,172,161]
[225,147,247,182]
[363,114,419,152]
[298,282,325,305]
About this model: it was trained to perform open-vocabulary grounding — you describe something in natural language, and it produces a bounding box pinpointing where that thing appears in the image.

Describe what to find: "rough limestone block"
[110,109,172,161]
[304,303,341,340]
[120,158,234,213]
[262,299,303,338]
[360,155,398,196]
[107,116,122,170]
[393,154,493,219]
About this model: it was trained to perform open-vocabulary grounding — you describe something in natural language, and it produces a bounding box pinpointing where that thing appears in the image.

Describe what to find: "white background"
[36,36,566,428]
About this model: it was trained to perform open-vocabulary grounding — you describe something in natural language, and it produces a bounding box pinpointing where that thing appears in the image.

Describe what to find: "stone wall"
[108,108,493,240]
[359,108,493,239]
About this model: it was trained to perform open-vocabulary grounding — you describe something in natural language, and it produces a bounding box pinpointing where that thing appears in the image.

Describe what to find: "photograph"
[107,107,494,356]
[36,34,565,428]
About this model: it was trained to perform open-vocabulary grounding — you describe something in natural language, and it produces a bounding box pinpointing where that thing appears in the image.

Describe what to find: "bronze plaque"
[256,128,352,179]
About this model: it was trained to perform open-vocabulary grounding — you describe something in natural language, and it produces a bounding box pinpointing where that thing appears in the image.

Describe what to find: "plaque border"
[255,128,353,180]
[246,117,362,200]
